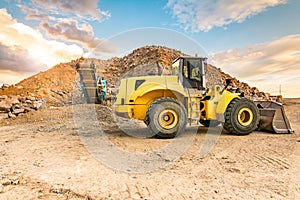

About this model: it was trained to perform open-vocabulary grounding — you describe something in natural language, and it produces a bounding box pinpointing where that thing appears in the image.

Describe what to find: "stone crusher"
[76,61,107,104]
[254,100,294,133]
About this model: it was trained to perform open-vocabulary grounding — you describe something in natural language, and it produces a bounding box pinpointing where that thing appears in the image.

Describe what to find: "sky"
[0,0,299,97]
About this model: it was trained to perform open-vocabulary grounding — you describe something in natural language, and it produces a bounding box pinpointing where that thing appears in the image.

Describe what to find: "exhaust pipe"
[254,100,294,134]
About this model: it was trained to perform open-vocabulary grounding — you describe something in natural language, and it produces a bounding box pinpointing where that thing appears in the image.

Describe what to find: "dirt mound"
[98,45,185,89]
[0,58,82,106]
[96,45,269,99]
[97,45,222,89]
[0,45,271,106]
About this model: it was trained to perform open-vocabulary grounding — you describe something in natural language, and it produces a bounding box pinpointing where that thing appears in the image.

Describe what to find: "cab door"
[178,57,206,90]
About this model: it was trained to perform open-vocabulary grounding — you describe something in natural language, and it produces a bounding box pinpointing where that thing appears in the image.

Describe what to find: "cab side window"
[172,59,180,75]
[183,65,188,78]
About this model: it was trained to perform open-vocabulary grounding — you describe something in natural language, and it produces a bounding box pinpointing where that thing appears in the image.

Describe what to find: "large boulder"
[26,96,36,101]
[8,112,16,118]
[32,99,47,110]
[10,96,20,105]
[12,108,25,115]
[0,99,13,112]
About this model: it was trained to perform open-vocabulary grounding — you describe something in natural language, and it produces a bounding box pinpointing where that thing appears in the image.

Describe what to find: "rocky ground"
[0,98,299,199]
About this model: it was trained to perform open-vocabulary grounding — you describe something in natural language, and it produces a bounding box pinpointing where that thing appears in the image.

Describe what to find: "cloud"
[0,42,47,73]
[31,0,110,21]
[0,9,84,66]
[210,34,300,97]
[19,1,117,55]
[166,0,287,32]
[0,8,84,83]
[40,19,118,54]
[0,70,30,86]
[21,6,50,21]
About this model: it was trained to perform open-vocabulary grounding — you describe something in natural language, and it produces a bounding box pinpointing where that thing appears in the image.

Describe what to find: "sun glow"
[27,43,84,68]
[0,9,84,70]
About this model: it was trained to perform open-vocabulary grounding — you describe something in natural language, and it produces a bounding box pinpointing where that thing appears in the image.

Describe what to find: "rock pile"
[100,46,184,88]
[0,45,273,112]
[0,95,46,120]
[0,84,10,90]
[0,58,81,106]
[95,45,269,100]
[219,71,270,100]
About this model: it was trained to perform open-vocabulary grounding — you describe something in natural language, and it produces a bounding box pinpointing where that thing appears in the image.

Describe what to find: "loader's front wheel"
[146,98,187,138]
[223,98,259,135]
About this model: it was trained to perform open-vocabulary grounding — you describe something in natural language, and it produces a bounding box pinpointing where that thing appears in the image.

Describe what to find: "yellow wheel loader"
[113,56,293,138]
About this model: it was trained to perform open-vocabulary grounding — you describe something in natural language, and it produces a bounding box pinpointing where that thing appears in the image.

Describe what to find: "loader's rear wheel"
[223,98,259,135]
[146,98,187,138]
[200,119,220,127]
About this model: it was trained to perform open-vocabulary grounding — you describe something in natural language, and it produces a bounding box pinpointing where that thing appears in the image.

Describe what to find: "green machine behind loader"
[76,62,107,104]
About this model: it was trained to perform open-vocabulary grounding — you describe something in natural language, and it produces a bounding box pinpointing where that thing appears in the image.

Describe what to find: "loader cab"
[172,56,206,90]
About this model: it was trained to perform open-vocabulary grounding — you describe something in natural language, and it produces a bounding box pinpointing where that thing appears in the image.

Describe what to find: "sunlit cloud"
[0,0,117,85]
[19,0,118,54]
[210,34,300,97]
[0,70,30,86]
[20,6,50,21]
[0,8,83,83]
[40,19,118,54]
[166,0,287,32]
[0,42,46,73]
[31,0,110,21]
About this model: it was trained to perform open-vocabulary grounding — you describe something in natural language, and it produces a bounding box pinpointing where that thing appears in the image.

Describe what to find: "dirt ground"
[0,99,299,199]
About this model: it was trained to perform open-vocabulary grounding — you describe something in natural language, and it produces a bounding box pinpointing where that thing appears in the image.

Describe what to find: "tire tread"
[145,97,187,138]
[223,98,259,135]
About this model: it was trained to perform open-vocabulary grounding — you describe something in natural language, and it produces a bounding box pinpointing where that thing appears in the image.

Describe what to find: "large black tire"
[223,98,259,135]
[145,98,187,138]
[200,119,220,127]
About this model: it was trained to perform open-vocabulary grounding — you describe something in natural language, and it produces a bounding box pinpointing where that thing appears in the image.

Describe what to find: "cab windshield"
[187,59,202,81]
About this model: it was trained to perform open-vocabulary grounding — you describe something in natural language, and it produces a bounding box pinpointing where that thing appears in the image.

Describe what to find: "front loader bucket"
[254,101,294,134]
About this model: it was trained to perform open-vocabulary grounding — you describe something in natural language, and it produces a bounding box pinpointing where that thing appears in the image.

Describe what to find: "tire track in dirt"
[203,132,295,199]
[0,102,299,199]
[252,154,290,169]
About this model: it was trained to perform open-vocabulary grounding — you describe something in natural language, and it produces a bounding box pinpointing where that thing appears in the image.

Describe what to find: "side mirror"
[220,78,233,95]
